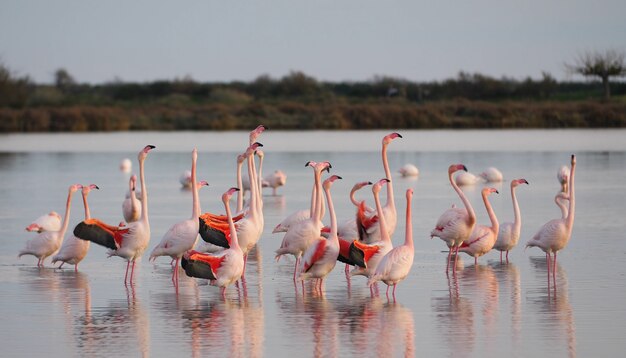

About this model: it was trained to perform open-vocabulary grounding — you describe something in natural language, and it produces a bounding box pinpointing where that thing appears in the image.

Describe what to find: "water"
[1,129,625,357]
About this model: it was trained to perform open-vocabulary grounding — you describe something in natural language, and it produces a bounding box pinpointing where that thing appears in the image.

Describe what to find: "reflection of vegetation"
[1,65,625,132]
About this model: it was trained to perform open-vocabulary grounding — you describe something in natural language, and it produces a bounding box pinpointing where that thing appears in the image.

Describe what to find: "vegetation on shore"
[1,65,625,132]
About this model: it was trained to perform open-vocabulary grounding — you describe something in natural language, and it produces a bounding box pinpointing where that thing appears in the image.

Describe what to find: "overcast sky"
[1,0,625,84]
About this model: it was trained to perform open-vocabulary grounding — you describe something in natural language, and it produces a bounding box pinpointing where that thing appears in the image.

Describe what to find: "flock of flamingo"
[17,125,576,301]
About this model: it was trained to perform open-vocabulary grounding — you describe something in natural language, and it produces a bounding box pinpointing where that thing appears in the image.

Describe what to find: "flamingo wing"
[181,250,226,280]
[198,214,233,249]
[337,238,366,268]
[351,240,381,267]
[73,219,129,250]
[302,239,327,273]
[356,201,379,242]
[375,246,414,281]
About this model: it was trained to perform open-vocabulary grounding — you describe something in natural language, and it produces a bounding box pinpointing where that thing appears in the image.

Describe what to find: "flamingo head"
[383,132,402,145]
[511,178,529,188]
[237,153,246,164]
[406,188,414,199]
[448,164,468,175]
[83,184,99,194]
[247,142,263,155]
[353,181,373,192]
[138,145,156,161]
[249,125,267,143]
[372,178,390,194]
[256,149,265,159]
[571,154,576,166]
[482,187,499,196]
[323,175,342,189]
[70,184,82,193]
[320,161,332,173]
[197,180,209,189]
[223,187,240,202]
[305,161,316,168]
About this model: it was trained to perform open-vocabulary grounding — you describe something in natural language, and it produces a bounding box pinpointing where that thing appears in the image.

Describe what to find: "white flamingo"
[122,175,141,223]
[368,188,415,301]
[25,212,61,233]
[526,155,576,280]
[455,171,481,186]
[430,164,477,272]
[264,170,287,196]
[182,187,245,298]
[179,170,192,189]
[119,158,132,174]
[19,184,81,267]
[398,164,419,177]
[52,184,99,271]
[74,145,155,283]
[479,167,503,182]
[298,175,342,293]
[557,165,569,193]
[493,179,529,263]
[459,187,499,265]
[275,161,330,281]
[149,149,208,283]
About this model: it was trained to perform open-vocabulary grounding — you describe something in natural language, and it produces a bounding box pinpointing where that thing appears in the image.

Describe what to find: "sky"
[1,0,625,84]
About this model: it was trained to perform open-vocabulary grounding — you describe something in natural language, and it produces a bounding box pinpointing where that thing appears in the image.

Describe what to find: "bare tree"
[565,49,626,100]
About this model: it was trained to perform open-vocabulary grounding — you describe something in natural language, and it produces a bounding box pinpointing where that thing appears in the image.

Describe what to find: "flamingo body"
[25,212,61,233]
[479,167,503,182]
[455,171,481,186]
[398,164,419,177]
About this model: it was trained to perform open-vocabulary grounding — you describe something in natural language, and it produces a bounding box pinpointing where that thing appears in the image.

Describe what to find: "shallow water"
[1,129,625,357]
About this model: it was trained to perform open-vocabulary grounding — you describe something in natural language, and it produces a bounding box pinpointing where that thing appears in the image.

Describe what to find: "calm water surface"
[1,130,625,357]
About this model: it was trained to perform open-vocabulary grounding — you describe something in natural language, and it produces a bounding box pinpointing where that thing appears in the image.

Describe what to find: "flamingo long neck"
[191,156,199,220]
[404,193,413,249]
[382,144,395,211]
[139,157,149,224]
[82,191,91,220]
[225,198,240,250]
[59,189,74,237]
[450,171,476,226]
[309,183,316,218]
[246,153,257,219]
[482,192,499,234]
[555,194,568,219]
[312,168,324,223]
[511,185,521,234]
[236,160,244,213]
[324,185,338,243]
[374,189,390,243]
[257,155,264,211]
[566,160,575,229]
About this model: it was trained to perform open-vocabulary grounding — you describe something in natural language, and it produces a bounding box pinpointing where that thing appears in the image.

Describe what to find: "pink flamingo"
[122,175,141,223]
[368,188,415,301]
[430,164,477,272]
[264,170,287,196]
[357,133,402,244]
[149,149,208,283]
[350,179,394,281]
[479,167,503,182]
[74,145,155,283]
[298,175,342,293]
[335,181,372,274]
[459,187,500,265]
[181,188,245,298]
[526,155,576,280]
[272,174,328,234]
[494,179,529,263]
[557,165,569,193]
[25,212,61,233]
[52,184,100,271]
[19,184,82,267]
[275,161,330,281]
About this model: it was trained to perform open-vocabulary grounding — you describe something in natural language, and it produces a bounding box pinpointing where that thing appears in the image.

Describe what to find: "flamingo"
[455,171,481,186]
[120,158,132,174]
[430,164,477,273]
[298,175,343,293]
[149,149,208,283]
[275,161,330,281]
[122,175,141,223]
[19,184,81,267]
[25,212,61,233]
[459,187,499,265]
[52,184,100,271]
[557,165,569,193]
[264,170,287,196]
[74,145,156,283]
[335,181,372,274]
[179,170,192,189]
[368,188,415,301]
[398,164,419,177]
[235,153,246,213]
[181,187,245,298]
[526,155,576,280]
[357,132,402,244]
[350,179,394,281]
[494,179,529,263]
[199,142,264,274]
[479,167,503,182]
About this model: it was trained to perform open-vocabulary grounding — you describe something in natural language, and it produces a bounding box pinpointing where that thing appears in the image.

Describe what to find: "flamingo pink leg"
[454,246,460,272]
[474,256,478,265]
[74,264,78,272]
[546,252,551,287]
[293,257,300,282]
[446,248,452,272]
[393,284,398,301]
[506,250,510,264]
[129,261,136,283]
[124,261,131,282]
[553,252,557,282]
[500,251,503,263]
